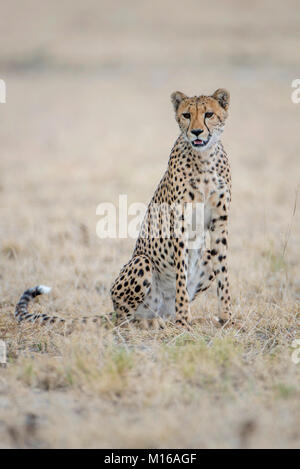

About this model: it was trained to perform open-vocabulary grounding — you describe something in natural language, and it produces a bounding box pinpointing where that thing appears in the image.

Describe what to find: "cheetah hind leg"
[111,255,165,329]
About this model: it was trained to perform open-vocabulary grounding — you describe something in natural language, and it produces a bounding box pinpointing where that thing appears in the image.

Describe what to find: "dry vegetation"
[0,0,299,449]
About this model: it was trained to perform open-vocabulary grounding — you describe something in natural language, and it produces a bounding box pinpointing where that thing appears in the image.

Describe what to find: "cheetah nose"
[191,129,203,137]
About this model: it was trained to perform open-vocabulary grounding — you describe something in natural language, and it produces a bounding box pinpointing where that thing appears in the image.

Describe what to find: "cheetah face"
[171,89,230,151]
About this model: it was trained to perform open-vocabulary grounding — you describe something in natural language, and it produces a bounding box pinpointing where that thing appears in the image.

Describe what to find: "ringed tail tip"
[37,285,52,295]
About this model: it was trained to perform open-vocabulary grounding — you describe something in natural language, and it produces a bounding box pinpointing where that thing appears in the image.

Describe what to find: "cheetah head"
[171,89,230,151]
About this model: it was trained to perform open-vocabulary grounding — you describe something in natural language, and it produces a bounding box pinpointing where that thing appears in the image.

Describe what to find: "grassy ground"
[0,0,299,448]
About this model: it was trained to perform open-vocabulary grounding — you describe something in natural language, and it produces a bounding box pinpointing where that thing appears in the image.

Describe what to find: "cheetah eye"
[182,113,191,119]
[205,112,214,118]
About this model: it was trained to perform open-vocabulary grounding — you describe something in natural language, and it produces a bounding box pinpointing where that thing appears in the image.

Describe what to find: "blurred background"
[0,0,299,449]
[0,0,299,296]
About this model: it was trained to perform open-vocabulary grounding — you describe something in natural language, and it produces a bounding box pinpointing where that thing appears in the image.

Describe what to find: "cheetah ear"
[212,88,230,111]
[171,91,187,112]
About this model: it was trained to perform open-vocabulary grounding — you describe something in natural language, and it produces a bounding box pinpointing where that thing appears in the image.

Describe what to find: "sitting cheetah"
[15,89,233,329]
[110,88,232,329]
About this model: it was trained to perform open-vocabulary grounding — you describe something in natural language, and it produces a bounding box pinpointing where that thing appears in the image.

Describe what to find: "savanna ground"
[0,0,299,449]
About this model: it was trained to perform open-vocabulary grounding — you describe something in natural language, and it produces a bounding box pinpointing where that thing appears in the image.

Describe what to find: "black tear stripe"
[204,118,210,135]
[202,105,210,135]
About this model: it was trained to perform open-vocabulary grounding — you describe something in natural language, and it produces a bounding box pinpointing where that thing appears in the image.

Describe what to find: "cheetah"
[15,89,233,329]
[110,88,233,329]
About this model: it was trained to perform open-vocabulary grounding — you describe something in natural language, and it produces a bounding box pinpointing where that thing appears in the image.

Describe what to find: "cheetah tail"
[14,286,111,326]
[14,285,64,325]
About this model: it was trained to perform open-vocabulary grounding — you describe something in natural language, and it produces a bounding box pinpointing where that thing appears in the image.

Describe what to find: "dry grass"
[0,0,299,449]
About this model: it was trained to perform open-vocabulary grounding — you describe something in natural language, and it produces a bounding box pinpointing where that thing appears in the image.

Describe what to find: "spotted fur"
[111,89,233,328]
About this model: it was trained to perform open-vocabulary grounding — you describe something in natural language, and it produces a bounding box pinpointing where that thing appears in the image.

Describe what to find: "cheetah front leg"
[209,193,233,326]
[172,236,192,327]
[189,250,216,301]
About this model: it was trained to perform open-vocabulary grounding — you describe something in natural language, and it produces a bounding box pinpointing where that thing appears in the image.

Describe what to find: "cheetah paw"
[213,316,244,330]
[135,317,166,330]
[175,319,193,331]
